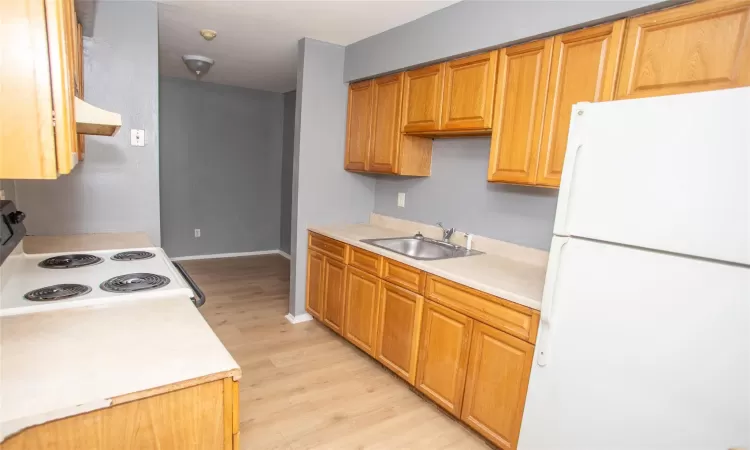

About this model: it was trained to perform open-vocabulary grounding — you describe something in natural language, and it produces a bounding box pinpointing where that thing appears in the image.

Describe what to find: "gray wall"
[290,38,376,316]
[280,91,296,255]
[0,181,16,203]
[13,2,161,244]
[345,0,674,81]
[159,77,284,258]
[374,138,558,250]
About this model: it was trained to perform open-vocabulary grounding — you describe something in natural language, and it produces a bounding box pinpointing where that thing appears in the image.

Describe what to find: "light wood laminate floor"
[182,255,491,450]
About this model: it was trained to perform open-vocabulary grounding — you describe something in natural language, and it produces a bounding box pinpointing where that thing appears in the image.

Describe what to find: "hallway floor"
[182,255,491,449]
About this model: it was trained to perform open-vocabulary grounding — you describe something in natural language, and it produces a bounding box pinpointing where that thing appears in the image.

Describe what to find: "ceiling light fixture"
[200,29,217,41]
[182,55,214,80]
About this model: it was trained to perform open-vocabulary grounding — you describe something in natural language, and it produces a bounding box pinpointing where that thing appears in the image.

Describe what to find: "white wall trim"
[285,313,313,324]
[277,250,291,260]
[171,249,287,261]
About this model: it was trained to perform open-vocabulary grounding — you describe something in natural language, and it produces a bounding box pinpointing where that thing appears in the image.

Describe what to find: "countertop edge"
[308,226,542,311]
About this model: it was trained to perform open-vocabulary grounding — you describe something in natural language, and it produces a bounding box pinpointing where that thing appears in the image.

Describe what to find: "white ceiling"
[157,1,458,93]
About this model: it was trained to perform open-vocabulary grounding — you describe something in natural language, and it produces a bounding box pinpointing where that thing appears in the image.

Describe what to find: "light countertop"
[0,296,240,441]
[308,223,548,311]
[22,232,153,254]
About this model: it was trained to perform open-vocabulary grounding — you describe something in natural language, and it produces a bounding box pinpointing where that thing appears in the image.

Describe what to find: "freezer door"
[554,87,750,265]
[519,237,749,450]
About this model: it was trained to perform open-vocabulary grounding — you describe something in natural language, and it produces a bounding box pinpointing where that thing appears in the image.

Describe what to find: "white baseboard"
[171,249,286,261]
[277,250,291,260]
[285,313,313,324]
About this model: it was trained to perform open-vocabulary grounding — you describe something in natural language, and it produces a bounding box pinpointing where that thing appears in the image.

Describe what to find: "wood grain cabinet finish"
[488,39,553,185]
[402,64,445,132]
[535,21,625,187]
[1,378,240,450]
[348,246,382,276]
[461,323,534,450]
[309,233,348,262]
[375,281,424,385]
[369,74,406,173]
[441,51,498,131]
[415,300,473,417]
[616,0,750,100]
[322,257,347,335]
[343,266,381,356]
[0,0,80,179]
[305,249,325,320]
[382,258,426,294]
[345,80,374,171]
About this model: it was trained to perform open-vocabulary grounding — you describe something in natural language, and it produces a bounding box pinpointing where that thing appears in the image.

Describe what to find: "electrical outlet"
[130,129,145,147]
[194,229,201,238]
[397,192,406,208]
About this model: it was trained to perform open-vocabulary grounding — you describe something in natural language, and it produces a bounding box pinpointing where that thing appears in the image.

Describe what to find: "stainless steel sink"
[361,236,483,261]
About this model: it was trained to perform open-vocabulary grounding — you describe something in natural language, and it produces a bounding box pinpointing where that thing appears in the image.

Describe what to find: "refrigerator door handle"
[536,236,569,366]
[552,103,588,237]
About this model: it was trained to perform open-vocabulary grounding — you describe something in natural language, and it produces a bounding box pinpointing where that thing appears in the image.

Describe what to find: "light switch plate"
[397,192,406,208]
[130,129,145,147]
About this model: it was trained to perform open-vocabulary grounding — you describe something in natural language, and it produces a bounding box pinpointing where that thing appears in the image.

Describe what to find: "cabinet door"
[536,21,625,187]
[375,281,424,385]
[441,51,498,131]
[488,39,553,184]
[345,80,373,171]
[368,73,404,174]
[616,0,750,99]
[343,267,380,356]
[402,64,444,132]
[322,257,347,335]
[461,323,534,450]
[305,250,325,320]
[415,300,473,417]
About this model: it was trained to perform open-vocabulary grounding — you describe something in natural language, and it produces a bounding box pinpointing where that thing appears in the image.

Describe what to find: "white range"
[0,247,196,317]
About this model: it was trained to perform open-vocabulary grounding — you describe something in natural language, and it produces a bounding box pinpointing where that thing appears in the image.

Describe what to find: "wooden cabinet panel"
[461,323,534,450]
[322,258,347,334]
[488,39,553,184]
[305,250,325,320]
[375,281,424,384]
[616,0,750,99]
[348,246,382,276]
[345,80,373,171]
[308,233,348,262]
[402,64,445,132]
[343,267,381,355]
[382,258,425,294]
[369,73,404,173]
[441,51,498,131]
[2,379,230,449]
[415,300,473,417]
[536,21,625,187]
[424,275,539,344]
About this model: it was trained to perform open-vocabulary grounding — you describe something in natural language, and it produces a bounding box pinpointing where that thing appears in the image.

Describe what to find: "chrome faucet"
[436,222,455,242]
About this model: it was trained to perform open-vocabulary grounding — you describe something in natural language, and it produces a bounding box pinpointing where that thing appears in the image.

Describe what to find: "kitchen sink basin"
[361,236,483,261]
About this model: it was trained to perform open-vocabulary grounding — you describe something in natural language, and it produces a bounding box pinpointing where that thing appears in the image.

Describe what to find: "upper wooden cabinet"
[344,80,373,171]
[616,0,750,100]
[535,21,625,187]
[401,64,445,133]
[441,51,498,131]
[369,74,405,173]
[488,39,553,185]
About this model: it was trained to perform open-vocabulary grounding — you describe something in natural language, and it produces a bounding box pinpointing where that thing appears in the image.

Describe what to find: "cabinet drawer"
[349,246,382,276]
[424,275,539,344]
[382,258,425,294]
[308,232,348,262]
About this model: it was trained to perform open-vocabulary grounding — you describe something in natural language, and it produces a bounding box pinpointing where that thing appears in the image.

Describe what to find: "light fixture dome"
[182,55,214,80]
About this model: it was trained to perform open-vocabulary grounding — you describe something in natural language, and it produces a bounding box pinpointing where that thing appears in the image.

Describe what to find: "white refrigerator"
[518,87,750,450]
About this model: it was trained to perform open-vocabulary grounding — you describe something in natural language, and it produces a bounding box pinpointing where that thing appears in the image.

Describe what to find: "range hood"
[75,97,122,136]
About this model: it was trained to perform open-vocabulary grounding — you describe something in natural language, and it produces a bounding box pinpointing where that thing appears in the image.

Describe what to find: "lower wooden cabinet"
[374,281,424,384]
[343,266,380,356]
[461,323,535,450]
[415,300,473,417]
[305,250,325,320]
[2,378,240,450]
[322,257,347,334]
